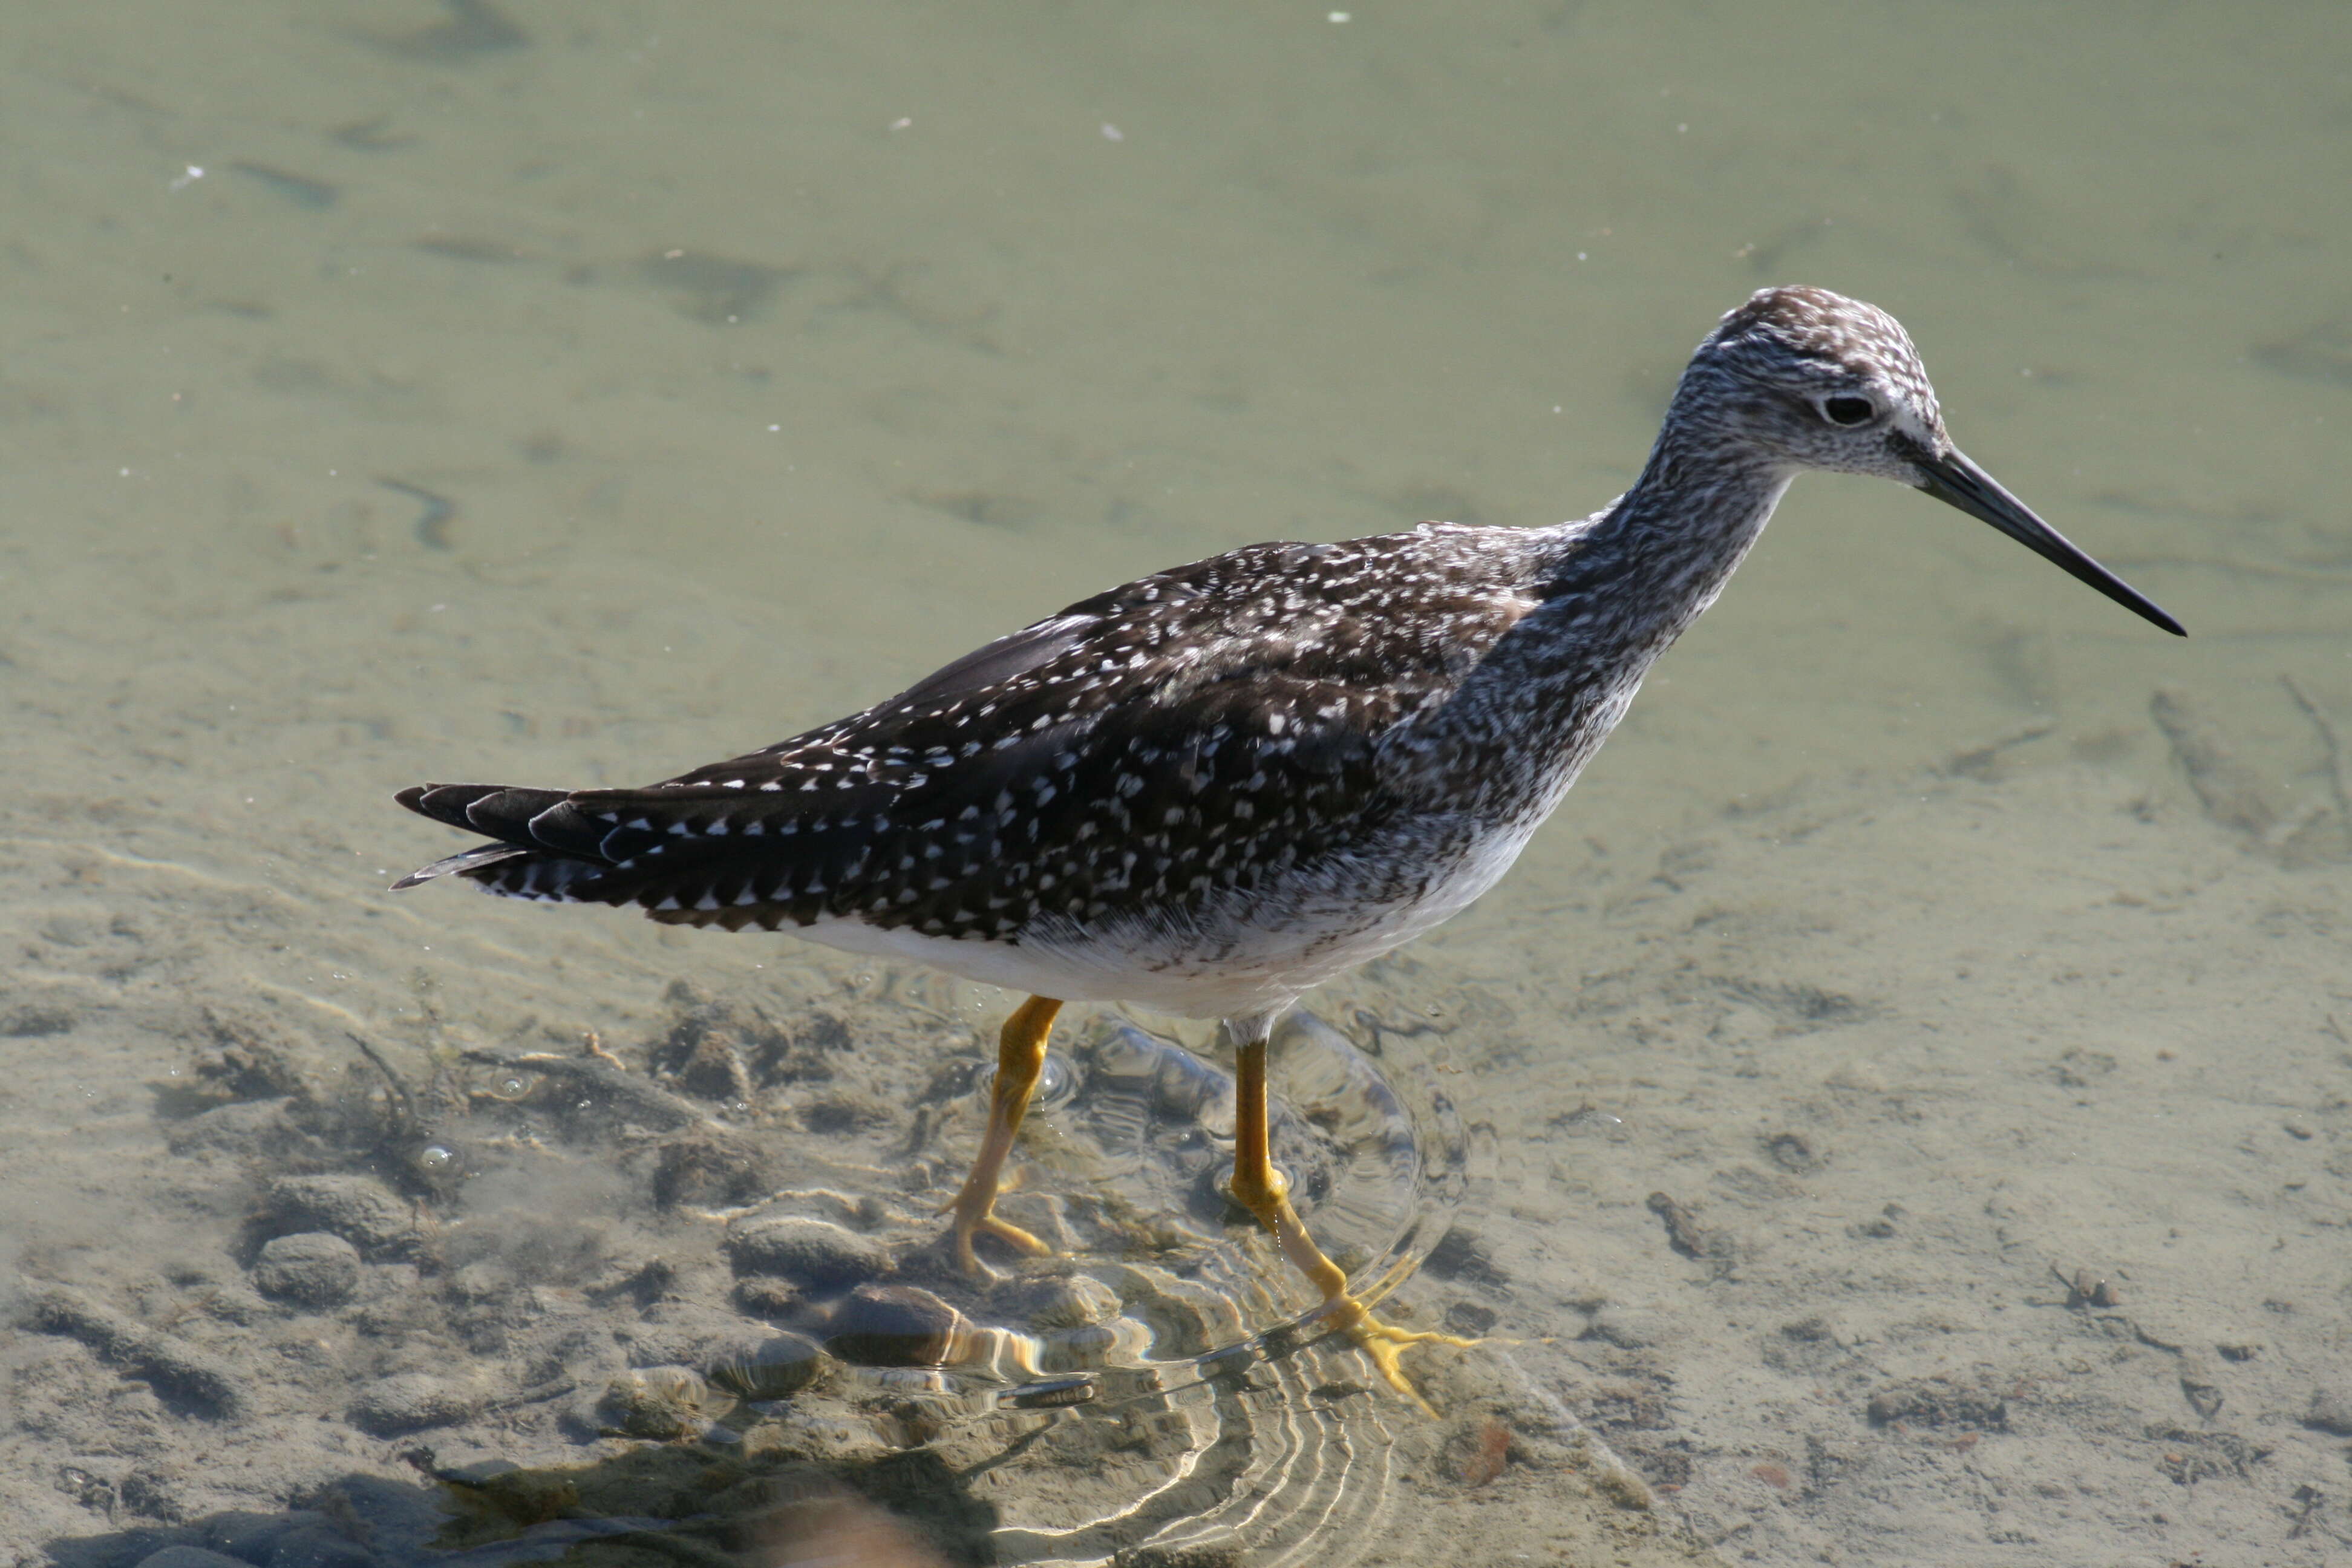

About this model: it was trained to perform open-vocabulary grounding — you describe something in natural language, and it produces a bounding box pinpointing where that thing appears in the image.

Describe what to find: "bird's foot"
[939,1182,1053,1280]
[1231,1164,1475,1414]
[1314,1291,1477,1418]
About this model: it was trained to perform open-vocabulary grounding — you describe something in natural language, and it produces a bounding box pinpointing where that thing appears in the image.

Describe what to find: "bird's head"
[1694,285,1947,481]
[1673,284,2182,635]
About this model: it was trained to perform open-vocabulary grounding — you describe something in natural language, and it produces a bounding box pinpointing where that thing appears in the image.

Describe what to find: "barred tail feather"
[389,843,529,890]
[391,780,753,916]
[390,782,618,900]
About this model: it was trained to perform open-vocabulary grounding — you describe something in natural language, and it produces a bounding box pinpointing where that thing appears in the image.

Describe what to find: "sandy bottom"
[5,680,2347,1566]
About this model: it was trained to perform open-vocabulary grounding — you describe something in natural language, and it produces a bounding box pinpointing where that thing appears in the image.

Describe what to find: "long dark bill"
[1915,448,2185,636]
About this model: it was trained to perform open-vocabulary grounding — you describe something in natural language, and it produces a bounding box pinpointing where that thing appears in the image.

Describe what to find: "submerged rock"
[732,1273,805,1318]
[650,1129,777,1208]
[705,1328,829,1400]
[2307,1385,2352,1435]
[598,1365,736,1439]
[252,1232,361,1307]
[264,1174,419,1258]
[347,1370,488,1435]
[825,1284,973,1368]
[724,1215,890,1289]
[1007,1273,1123,1331]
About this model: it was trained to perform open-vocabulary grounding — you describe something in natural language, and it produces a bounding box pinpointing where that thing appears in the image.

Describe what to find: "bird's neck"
[1556,425,1794,641]
[1498,403,1798,699]
[1399,426,1794,814]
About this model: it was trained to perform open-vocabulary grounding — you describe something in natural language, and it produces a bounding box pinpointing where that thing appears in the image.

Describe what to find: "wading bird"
[394,287,2182,1406]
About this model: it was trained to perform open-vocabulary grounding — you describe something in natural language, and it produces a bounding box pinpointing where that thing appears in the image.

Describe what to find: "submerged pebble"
[724,1215,890,1288]
[650,1129,777,1207]
[825,1283,972,1368]
[347,1370,487,1436]
[252,1232,361,1307]
[264,1174,419,1258]
[731,1273,804,1318]
[705,1328,828,1400]
[1008,1272,1123,1331]
[2306,1385,2352,1436]
[599,1365,736,1439]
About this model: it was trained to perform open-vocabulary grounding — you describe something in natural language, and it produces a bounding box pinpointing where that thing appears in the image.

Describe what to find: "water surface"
[4,4,2348,1564]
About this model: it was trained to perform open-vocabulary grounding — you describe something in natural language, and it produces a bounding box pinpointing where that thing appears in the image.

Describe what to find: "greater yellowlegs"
[393,287,2182,1408]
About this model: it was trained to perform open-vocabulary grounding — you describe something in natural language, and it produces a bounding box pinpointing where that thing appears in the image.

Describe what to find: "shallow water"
[4,3,2349,1564]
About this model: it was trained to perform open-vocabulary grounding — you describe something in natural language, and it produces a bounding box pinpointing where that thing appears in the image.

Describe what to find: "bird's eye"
[1820,396,1876,426]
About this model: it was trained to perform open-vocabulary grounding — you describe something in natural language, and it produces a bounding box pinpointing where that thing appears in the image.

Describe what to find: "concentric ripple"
[704,1002,1473,1564]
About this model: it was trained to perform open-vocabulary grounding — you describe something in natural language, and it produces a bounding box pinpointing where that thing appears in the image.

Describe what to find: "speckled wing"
[394,528,1537,943]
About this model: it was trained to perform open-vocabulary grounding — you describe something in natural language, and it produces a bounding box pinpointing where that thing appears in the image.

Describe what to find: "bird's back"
[397,523,1569,1008]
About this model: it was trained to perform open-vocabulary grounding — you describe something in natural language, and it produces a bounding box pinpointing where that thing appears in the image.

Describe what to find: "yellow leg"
[1227,1025,1475,1417]
[940,995,1063,1278]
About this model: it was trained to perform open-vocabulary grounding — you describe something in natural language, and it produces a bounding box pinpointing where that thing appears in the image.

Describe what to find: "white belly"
[787,814,1543,1020]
